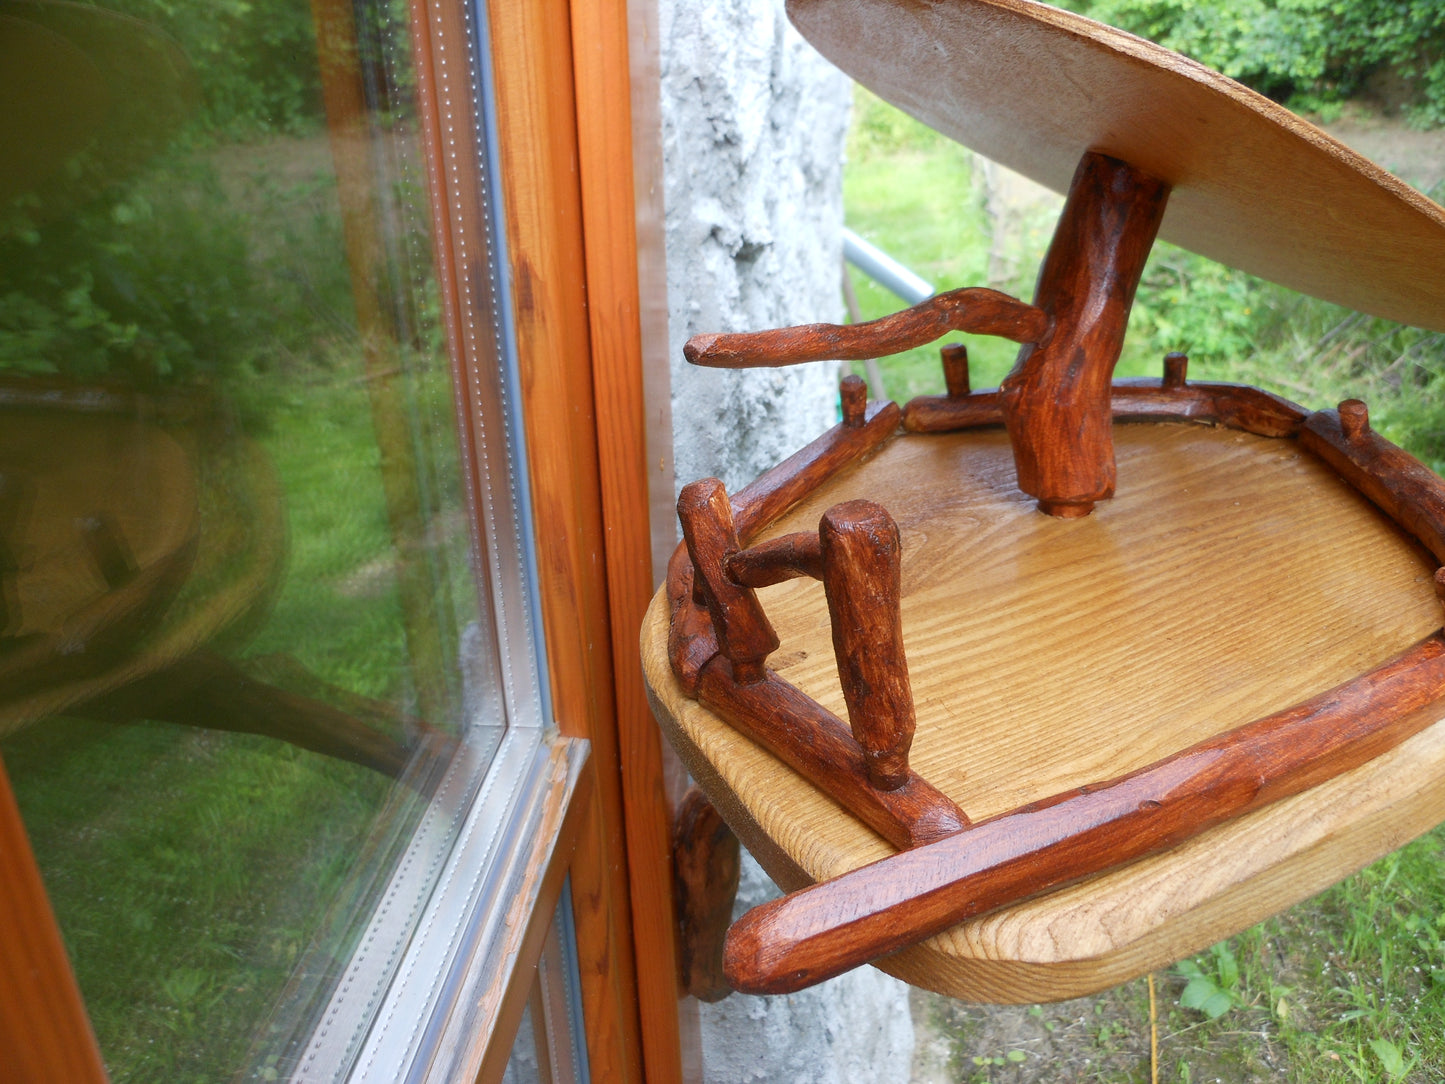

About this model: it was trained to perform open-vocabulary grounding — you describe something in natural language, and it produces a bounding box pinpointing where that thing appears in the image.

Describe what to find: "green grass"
[846,85,1445,1081]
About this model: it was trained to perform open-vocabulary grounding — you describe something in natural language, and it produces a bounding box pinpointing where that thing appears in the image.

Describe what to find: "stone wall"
[660,0,851,493]
[657,0,917,1079]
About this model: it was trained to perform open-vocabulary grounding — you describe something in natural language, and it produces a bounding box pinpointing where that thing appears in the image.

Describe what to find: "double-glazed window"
[0,0,586,1079]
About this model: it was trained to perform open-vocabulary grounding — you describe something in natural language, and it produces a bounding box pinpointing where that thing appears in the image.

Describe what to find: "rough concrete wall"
[658,0,917,1079]
[660,0,851,495]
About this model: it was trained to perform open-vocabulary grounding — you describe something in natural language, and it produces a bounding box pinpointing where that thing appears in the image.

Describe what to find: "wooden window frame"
[0,0,688,1078]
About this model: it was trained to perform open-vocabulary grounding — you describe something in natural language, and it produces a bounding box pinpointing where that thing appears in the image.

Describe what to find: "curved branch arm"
[684,287,1048,369]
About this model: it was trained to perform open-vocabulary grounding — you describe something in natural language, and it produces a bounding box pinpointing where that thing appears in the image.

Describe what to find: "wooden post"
[678,479,779,685]
[818,500,915,791]
[999,152,1170,517]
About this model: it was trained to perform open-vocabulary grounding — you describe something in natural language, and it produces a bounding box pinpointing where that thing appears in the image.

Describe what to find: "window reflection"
[0,0,502,1078]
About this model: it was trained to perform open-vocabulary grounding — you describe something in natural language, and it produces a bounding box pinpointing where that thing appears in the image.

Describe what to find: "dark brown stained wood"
[678,479,779,684]
[0,756,107,1084]
[1300,406,1445,563]
[1110,381,1307,435]
[697,658,968,849]
[673,787,742,1002]
[785,0,1445,331]
[902,389,1003,432]
[667,401,900,695]
[666,545,719,696]
[726,532,823,588]
[1339,398,1370,443]
[723,633,1445,995]
[902,380,1306,437]
[819,501,915,791]
[941,343,971,398]
[684,287,1047,368]
[732,400,901,537]
[999,152,1170,517]
[1162,352,1188,389]
[840,374,867,428]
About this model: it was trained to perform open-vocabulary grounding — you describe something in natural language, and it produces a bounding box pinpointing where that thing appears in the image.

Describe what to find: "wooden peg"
[1163,351,1188,389]
[840,374,867,428]
[678,479,779,684]
[673,786,741,1002]
[999,151,1171,516]
[941,343,971,398]
[726,532,823,588]
[1340,399,1370,443]
[818,500,915,791]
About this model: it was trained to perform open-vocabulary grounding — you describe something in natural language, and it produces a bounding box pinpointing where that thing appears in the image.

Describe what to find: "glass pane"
[0,0,523,1078]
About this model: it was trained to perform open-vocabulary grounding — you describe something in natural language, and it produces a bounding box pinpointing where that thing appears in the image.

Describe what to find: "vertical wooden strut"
[678,478,779,684]
[999,152,1170,517]
[819,500,915,791]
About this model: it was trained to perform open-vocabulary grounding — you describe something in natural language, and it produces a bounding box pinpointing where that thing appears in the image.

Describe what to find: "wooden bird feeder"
[642,0,1445,1003]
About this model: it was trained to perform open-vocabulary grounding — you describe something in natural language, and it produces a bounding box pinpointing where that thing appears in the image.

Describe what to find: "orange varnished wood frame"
[454,0,692,1080]
[0,757,108,1083]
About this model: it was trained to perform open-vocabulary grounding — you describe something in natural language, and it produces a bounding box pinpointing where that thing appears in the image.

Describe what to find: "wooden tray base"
[643,419,1445,1002]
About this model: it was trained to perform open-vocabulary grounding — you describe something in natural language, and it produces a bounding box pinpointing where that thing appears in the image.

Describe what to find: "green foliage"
[1060,0,1445,126]
[1177,943,1245,1020]
[97,0,324,137]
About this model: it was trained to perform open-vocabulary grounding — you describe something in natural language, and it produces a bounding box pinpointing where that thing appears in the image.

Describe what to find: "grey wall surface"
[661,0,851,495]
[658,0,917,1079]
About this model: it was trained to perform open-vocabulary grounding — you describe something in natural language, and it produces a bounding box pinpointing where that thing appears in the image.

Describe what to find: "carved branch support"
[819,501,915,791]
[999,152,1170,516]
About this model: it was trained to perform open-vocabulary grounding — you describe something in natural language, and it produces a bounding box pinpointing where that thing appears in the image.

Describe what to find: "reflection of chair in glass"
[0,383,439,778]
[645,0,1445,1003]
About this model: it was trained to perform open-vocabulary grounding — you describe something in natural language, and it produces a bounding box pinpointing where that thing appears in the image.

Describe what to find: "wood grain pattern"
[673,787,742,1003]
[999,152,1169,516]
[724,634,1445,994]
[0,755,107,1084]
[819,501,916,790]
[786,0,1445,331]
[568,0,696,1065]
[645,423,1444,1000]
[475,0,651,1071]
[684,287,1045,368]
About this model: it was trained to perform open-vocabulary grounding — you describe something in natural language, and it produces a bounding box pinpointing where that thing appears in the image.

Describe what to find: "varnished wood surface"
[684,287,1045,367]
[725,634,1445,993]
[1000,153,1169,514]
[0,755,107,1083]
[902,377,1307,438]
[569,0,697,1064]
[787,0,1445,332]
[644,422,1445,1000]
[673,787,742,1003]
[478,0,657,1070]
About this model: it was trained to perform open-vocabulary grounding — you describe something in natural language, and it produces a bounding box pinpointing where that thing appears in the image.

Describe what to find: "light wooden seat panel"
[643,422,1445,1001]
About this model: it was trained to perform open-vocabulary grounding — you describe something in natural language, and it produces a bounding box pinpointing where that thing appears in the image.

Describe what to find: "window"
[0,0,678,1076]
